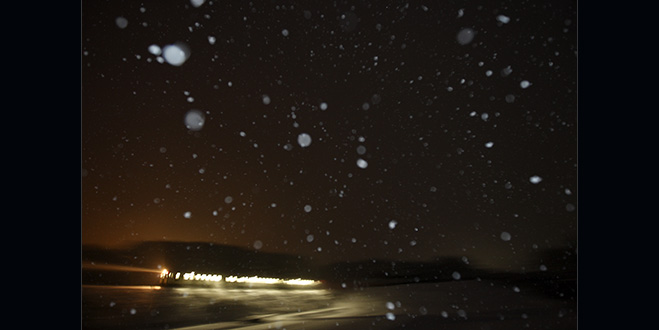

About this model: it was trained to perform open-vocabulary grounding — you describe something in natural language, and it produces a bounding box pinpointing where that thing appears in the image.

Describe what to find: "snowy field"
[82,279,576,330]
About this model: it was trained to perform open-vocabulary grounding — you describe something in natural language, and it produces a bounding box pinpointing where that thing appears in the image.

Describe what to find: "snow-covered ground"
[82,279,576,330]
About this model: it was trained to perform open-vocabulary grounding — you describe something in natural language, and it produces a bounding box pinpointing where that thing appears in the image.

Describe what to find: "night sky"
[81,0,577,270]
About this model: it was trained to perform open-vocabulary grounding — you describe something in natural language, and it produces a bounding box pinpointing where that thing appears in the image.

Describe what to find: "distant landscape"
[82,241,576,300]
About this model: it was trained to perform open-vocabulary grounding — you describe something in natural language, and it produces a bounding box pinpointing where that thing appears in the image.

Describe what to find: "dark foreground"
[82,279,576,330]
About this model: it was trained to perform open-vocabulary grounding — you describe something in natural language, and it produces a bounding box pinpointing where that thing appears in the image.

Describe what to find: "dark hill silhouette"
[82,241,576,300]
[81,241,320,285]
[320,256,482,288]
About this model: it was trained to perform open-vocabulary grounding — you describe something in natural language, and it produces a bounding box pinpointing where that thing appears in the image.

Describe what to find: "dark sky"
[81,0,577,270]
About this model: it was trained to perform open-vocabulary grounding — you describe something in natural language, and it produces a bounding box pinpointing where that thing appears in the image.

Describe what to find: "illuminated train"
[158,269,321,288]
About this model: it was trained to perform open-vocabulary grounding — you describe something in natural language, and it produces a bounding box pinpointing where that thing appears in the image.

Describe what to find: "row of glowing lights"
[160,269,318,286]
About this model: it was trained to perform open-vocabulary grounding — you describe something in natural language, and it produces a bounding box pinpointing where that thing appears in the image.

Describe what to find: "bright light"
[181,271,223,281]
[167,270,319,286]
[284,278,317,286]
[226,275,281,284]
[245,276,281,284]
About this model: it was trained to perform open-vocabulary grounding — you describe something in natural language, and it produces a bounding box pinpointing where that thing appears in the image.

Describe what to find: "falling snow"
[501,66,513,77]
[388,220,397,230]
[497,15,511,24]
[190,0,205,8]
[456,28,476,45]
[148,44,161,56]
[162,43,189,66]
[115,17,128,29]
[529,175,543,184]
[297,133,312,147]
[83,3,577,321]
[184,110,205,131]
